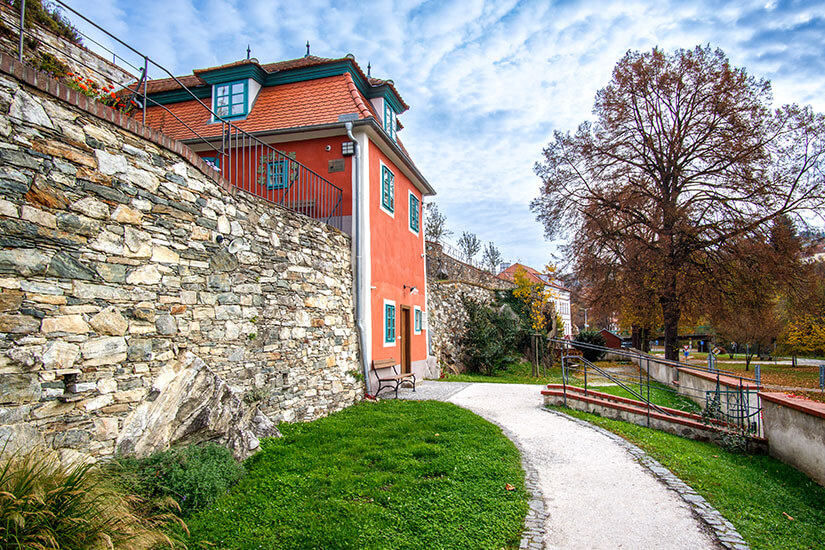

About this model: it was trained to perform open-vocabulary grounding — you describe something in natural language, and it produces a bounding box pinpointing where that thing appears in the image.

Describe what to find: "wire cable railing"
[13,0,344,231]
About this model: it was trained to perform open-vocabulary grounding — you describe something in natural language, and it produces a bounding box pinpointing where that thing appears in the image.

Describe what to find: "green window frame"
[381,165,394,213]
[267,160,290,190]
[414,309,422,332]
[385,303,396,343]
[383,101,396,142]
[202,155,220,169]
[409,193,420,233]
[214,80,248,119]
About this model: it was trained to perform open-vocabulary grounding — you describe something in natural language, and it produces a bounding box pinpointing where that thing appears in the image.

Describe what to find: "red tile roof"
[143,74,375,141]
[142,55,408,110]
[498,263,572,292]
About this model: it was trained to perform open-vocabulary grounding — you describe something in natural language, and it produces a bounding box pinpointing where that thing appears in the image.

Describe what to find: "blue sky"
[65,0,825,271]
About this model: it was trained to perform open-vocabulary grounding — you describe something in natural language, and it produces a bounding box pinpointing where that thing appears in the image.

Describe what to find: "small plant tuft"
[107,443,244,518]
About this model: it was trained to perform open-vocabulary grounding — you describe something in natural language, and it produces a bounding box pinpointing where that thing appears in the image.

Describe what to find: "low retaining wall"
[760,393,825,486]
[543,385,768,452]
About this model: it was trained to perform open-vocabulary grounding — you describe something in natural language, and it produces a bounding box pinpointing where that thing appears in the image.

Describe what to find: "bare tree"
[457,231,482,261]
[424,202,452,242]
[532,45,825,361]
[482,242,502,272]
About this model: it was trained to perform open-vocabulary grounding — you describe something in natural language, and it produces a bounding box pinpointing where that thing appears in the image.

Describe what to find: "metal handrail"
[20,1,344,231]
[554,337,762,434]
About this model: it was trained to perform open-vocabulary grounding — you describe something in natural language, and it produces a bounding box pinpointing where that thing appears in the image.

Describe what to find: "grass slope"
[188,400,528,550]
[593,381,702,413]
[440,359,566,385]
[555,407,825,550]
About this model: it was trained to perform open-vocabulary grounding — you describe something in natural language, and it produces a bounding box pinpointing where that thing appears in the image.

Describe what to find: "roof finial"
[367,61,371,77]
[246,45,251,60]
[305,40,310,57]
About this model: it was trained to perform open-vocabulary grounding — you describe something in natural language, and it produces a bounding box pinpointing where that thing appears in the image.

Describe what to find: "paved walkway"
[399,381,721,550]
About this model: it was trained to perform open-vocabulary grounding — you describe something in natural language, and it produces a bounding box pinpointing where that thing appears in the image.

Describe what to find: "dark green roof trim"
[197,63,268,85]
[365,84,404,113]
[149,86,211,105]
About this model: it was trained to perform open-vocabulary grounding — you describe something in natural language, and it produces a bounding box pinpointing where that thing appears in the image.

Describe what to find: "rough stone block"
[0,373,41,404]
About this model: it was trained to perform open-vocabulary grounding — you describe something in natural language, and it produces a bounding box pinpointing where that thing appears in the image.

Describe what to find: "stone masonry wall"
[0,59,361,459]
[427,281,508,371]
[426,242,514,369]
[426,241,514,290]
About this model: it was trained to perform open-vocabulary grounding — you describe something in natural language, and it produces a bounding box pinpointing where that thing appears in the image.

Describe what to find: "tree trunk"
[631,325,641,350]
[661,291,681,362]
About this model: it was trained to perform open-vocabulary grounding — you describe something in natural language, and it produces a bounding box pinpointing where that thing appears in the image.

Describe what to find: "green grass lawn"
[592,381,702,413]
[187,400,528,550]
[553,407,825,550]
[439,358,564,385]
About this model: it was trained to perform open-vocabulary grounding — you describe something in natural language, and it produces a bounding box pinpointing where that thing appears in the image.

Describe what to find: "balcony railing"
[12,0,344,231]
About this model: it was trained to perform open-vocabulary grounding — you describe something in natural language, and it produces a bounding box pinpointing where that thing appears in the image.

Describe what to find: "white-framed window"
[414,306,423,334]
[383,299,396,347]
[380,161,394,217]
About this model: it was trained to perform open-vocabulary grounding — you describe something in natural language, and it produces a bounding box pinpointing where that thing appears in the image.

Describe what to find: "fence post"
[18,0,25,62]
[755,364,761,387]
[820,365,824,391]
[561,344,567,407]
[142,56,148,126]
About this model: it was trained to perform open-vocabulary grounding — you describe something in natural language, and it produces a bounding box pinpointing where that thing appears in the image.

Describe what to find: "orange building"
[141,54,435,394]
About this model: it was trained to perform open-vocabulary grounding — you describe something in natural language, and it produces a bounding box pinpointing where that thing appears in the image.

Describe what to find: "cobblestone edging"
[544,408,750,550]
[485,421,547,549]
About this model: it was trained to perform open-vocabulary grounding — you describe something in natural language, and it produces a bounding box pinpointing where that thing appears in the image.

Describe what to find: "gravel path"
[399,381,720,550]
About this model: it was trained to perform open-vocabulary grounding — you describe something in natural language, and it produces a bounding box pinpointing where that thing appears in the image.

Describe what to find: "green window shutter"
[385,304,396,343]
[381,166,394,212]
[409,194,419,232]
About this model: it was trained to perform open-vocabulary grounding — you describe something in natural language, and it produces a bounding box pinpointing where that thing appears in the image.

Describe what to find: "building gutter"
[346,122,372,395]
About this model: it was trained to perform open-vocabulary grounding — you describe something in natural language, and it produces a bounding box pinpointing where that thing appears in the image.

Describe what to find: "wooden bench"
[372,358,416,398]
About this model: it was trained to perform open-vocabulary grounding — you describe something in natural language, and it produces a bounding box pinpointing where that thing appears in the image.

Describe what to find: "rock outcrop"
[117,352,281,461]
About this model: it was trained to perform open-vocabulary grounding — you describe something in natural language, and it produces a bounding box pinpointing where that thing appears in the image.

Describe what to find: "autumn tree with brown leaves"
[532,46,825,361]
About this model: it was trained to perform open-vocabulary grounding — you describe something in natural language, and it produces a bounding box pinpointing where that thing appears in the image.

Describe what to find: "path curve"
[401,381,720,550]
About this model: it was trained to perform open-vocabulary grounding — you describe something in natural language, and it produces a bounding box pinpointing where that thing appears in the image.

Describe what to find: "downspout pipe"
[346,122,372,395]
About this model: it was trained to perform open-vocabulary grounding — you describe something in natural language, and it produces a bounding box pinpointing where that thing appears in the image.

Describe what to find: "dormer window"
[383,101,397,142]
[214,80,248,119]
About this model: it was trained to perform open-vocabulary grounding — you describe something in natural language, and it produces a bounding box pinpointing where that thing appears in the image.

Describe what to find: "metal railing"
[13,0,344,231]
[551,338,763,436]
[435,239,492,272]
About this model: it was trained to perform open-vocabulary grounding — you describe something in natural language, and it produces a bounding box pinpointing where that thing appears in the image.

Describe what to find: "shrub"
[108,443,244,517]
[0,449,185,550]
[461,295,520,375]
[574,330,607,362]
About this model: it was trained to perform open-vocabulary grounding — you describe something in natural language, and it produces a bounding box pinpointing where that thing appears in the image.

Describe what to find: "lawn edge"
[402,385,547,549]
[543,407,750,550]
[493,416,547,550]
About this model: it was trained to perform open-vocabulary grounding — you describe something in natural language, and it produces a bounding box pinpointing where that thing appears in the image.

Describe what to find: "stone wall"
[426,242,514,370]
[0,4,135,88]
[426,241,513,289]
[427,280,507,370]
[0,58,361,460]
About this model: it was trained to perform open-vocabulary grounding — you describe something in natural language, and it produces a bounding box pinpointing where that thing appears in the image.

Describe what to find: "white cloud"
[63,0,825,269]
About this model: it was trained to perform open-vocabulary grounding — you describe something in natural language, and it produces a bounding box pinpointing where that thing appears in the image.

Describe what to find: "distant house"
[600,329,622,349]
[140,54,435,390]
[497,263,573,337]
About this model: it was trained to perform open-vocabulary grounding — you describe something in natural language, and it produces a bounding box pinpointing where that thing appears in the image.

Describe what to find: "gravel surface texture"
[399,381,722,550]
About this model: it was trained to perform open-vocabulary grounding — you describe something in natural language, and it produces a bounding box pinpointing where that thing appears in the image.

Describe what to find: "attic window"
[383,101,397,142]
[214,80,248,119]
